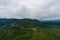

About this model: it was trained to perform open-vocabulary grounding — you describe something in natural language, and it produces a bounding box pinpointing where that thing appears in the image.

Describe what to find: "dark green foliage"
[0,19,60,40]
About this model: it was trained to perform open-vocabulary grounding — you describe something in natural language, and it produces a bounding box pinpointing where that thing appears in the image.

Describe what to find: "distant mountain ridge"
[0,18,20,26]
[40,19,60,25]
[0,18,40,26]
[0,18,51,28]
[0,18,60,26]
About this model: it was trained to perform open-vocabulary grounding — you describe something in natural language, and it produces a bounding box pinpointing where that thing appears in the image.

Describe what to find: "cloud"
[0,0,60,19]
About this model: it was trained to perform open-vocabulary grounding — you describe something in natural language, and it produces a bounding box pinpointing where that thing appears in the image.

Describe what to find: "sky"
[0,0,60,20]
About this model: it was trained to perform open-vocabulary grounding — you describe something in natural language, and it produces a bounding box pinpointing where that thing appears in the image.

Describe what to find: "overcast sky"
[0,0,60,20]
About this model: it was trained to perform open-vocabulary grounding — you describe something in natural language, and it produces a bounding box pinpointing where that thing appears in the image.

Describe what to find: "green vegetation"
[0,27,60,40]
[0,19,60,40]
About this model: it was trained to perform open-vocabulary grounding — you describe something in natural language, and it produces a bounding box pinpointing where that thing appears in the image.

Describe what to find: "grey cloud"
[0,0,60,20]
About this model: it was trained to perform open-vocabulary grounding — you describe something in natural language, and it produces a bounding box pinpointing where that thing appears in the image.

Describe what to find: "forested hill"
[0,18,50,28]
[0,18,60,40]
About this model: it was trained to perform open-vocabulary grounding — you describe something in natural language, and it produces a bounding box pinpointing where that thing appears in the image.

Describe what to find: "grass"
[0,27,60,40]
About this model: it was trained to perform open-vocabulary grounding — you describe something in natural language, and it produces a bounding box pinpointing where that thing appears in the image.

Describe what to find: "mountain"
[0,18,60,40]
[0,18,60,26]
[0,18,51,28]
[0,18,20,26]
[40,19,60,26]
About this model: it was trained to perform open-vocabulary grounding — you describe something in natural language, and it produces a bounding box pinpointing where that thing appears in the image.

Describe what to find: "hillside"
[0,18,60,40]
